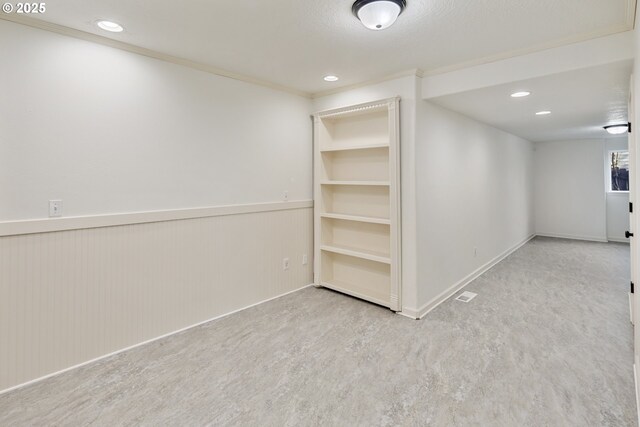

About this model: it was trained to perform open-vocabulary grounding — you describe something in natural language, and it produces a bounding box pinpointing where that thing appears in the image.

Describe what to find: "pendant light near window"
[352,0,407,30]
[604,124,629,135]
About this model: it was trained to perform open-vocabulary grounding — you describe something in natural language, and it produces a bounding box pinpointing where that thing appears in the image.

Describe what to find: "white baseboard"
[535,232,608,243]
[397,310,420,320]
[0,283,314,396]
[608,237,630,243]
[404,234,536,320]
[635,361,640,427]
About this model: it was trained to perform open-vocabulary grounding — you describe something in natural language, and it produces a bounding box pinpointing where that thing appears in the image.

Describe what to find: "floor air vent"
[455,291,478,303]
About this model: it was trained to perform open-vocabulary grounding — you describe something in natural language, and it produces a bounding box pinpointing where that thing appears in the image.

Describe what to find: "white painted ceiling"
[430,61,633,142]
[20,0,635,94]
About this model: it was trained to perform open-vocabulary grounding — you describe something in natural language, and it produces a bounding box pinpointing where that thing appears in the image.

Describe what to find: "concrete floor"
[0,237,636,426]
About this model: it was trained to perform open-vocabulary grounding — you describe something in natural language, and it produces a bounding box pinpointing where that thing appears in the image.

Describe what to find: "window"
[610,150,629,192]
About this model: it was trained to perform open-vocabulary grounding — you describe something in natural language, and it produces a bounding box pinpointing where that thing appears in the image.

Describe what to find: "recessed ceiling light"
[324,75,339,82]
[536,111,551,116]
[604,124,629,135]
[511,91,531,98]
[96,20,124,33]
[352,0,407,30]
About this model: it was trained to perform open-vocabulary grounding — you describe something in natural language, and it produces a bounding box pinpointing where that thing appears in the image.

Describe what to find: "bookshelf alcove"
[313,97,401,311]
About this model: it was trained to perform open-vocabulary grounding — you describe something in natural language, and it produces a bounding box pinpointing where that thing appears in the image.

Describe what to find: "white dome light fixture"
[604,124,629,135]
[352,0,407,31]
[96,20,124,32]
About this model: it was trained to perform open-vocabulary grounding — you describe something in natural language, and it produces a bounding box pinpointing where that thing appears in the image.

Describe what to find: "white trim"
[0,15,310,99]
[609,238,631,243]
[313,96,401,118]
[0,283,314,396]
[627,0,637,29]
[0,200,313,237]
[398,311,420,320]
[3,1,635,101]
[421,34,635,100]
[535,232,608,243]
[312,70,422,99]
[404,234,536,320]
[422,24,634,78]
[635,361,640,427]
[400,232,625,320]
[3,6,635,102]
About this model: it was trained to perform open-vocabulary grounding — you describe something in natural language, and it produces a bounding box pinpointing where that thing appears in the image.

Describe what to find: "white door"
[629,76,636,327]
[628,76,640,370]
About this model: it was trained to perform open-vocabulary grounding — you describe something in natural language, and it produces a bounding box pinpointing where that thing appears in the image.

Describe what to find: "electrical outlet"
[49,200,63,217]
[302,254,308,265]
[283,257,290,270]
[283,191,289,201]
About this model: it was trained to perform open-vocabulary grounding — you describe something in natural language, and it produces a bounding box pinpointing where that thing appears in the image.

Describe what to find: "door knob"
[626,231,634,238]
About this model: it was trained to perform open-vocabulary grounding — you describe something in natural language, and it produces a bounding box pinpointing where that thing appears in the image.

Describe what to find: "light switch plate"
[49,200,62,217]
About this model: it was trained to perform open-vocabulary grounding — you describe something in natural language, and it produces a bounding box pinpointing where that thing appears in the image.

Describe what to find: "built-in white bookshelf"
[313,98,401,311]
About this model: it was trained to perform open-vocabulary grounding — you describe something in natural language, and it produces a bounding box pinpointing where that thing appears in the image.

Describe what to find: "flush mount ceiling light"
[536,111,551,116]
[96,20,124,32]
[604,124,629,135]
[510,91,531,98]
[324,75,339,82]
[352,0,407,31]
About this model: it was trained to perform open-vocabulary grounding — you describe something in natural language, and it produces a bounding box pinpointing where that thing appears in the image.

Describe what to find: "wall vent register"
[455,291,478,303]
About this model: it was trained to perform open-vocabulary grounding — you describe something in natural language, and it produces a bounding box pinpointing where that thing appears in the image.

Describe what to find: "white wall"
[415,101,535,313]
[606,138,631,242]
[312,75,420,314]
[0,205,313,392]
[534,138,628,242]
[313,78,536,317]
[0,20,312,221]
[0,20,314,392]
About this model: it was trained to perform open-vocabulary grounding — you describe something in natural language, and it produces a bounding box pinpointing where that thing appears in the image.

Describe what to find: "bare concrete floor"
[0,237,636,426]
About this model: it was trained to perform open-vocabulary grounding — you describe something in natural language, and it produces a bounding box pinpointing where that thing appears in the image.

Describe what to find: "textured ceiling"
[15,0,635,94]
[430,61,633,142]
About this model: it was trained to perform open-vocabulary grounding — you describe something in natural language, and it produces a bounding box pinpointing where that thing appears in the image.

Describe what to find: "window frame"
[607,149,630,193]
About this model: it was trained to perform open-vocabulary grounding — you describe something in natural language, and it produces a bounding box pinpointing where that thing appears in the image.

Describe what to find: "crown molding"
[0,14,312,99]
[311,68,423,99]
[309,10,635,98]
[2,3,635,101]
[627,0,638,29]
[423,22,634,78]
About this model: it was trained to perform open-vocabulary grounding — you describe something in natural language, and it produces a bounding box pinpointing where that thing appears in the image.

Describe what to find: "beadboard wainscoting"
[0,202,313,392]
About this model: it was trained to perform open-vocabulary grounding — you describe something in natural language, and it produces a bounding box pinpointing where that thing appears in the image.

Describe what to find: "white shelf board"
[320,213,391,225]
[320,181,390,186]
[319,143,389,153]
[320,280,390,307]
[320,244,391,264]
